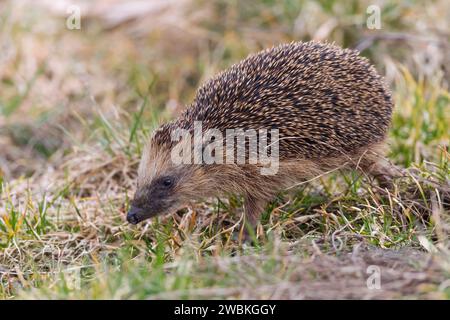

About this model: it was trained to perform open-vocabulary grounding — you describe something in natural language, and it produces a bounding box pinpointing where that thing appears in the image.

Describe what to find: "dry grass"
[0,0,449,299]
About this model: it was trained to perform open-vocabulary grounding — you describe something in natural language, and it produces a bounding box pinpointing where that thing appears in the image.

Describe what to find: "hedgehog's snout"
[126,190,171,224]
[126,205,146,224]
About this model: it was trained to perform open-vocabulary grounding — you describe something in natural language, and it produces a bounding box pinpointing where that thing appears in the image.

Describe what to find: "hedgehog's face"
[126,138,206,225]
[127,171,184,225]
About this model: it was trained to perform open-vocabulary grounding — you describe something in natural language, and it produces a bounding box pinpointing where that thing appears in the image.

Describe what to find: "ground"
[0,0,449,299]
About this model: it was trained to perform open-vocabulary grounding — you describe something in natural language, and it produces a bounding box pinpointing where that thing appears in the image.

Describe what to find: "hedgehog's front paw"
[241,223,259,245]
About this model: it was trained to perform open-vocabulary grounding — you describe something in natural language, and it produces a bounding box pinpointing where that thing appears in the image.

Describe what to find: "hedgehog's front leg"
[244,194,266,226]
[242,194,267,240]
[360,157,398,190]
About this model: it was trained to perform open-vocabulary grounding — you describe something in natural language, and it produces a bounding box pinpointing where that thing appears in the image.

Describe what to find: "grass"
[0,0,449,299]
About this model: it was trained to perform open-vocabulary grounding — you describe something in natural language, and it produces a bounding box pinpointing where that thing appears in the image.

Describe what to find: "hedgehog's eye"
[160,177,174,188]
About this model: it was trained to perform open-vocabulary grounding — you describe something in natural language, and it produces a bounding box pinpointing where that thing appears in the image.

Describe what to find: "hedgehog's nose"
[127,205,144,225]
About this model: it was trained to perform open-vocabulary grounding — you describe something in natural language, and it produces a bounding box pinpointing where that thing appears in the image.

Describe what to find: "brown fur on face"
[127,41,394,228]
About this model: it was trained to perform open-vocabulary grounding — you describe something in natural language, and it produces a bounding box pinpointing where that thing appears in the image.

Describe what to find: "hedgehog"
[126,41,394,234]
